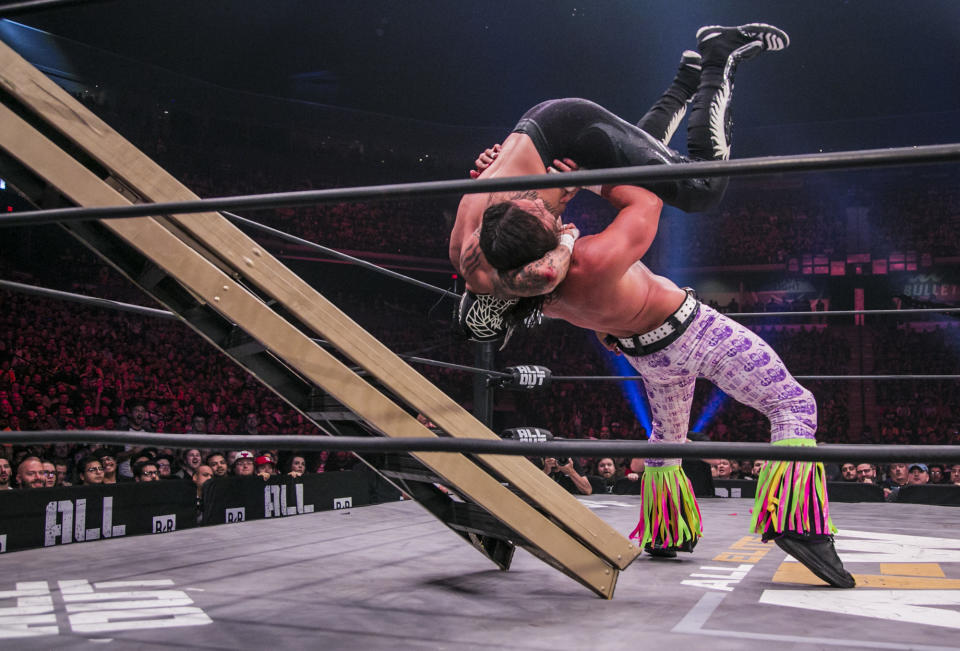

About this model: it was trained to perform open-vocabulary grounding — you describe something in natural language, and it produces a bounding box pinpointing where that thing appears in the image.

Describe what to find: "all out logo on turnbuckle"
[501,365,552,390]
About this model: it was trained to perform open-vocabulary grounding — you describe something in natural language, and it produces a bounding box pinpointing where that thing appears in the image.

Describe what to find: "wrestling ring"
[1,8,960,648]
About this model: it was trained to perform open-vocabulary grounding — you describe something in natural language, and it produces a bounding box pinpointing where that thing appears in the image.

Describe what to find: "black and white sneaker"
[680,49,702,72]
[696,23,790,64]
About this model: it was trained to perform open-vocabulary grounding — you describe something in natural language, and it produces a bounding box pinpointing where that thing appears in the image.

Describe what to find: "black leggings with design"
[513,98,726,213]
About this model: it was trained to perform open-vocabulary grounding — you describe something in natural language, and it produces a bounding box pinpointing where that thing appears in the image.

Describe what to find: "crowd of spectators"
[3,273,956,465]
[872,324,960,445]
[55,87,960,270]
[2,81,959,507]
[526,452,960,500]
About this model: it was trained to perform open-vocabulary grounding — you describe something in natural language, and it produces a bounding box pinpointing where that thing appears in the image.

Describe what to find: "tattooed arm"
[491,224,579,297]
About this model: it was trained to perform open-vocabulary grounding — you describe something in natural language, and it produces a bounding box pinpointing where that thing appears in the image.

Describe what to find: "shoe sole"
[696,22,790,51]
[775,537,856,588]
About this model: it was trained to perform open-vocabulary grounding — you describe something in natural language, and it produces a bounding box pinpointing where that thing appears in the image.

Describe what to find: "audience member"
[714,459,735,480]
[232,451,255,476]
[255,454,276,480]
[133,460,160,482]
[206,452,228,477]
[180,449,202,479]
[193,464,213,496]
[96,449,119,484]
[541,456,592,495]
[588,456,641,495]
[855,463,878,484]
[42,459,56,488]
[53,459,71,486]
[927,464,946,485]
[906,463,930,486]
[77,456,104,485]
[950,464,960,485]
[16,456,46,489]
[0,455,13,489]
[839,462,858,482]
[286,454,306,477]
[155,454,175,479]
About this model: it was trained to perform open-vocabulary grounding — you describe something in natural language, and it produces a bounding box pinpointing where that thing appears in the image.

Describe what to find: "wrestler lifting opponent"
[451,23,787,344]
[468,25,855,588]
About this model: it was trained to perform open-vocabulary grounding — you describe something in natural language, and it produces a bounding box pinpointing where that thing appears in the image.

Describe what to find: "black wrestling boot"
[696,23,790,65]
[687,23,789,163]
[773,532,856,589]
[680,49,702,72]
[644,537,698,559]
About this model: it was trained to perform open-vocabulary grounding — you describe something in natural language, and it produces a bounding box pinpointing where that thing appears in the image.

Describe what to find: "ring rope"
[0,0,107,17]
[224,211,458,299]
[2,280,955,382]
[0,278,178,320]
[550,374,960,382]
[3,143,959,228]
[5,430,960,462]
[727,307,960,318]
[0,281,470,371]
[5,274,957,326]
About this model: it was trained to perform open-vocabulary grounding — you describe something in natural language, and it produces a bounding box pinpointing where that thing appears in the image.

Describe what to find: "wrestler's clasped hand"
[559,222,580,241]
[547,158,580,200]
[469,143,501,178]
[549,157,602,198]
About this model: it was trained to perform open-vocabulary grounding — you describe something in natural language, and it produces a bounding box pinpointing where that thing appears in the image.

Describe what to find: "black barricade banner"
[712,479,758,499]
[0,480,197,553]
[897,484,960,506]
[711,480,888,502]
[201,471,374,525]
[826,482,885,503]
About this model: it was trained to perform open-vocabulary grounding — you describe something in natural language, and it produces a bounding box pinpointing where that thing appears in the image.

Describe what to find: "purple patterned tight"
[624,304,818,468]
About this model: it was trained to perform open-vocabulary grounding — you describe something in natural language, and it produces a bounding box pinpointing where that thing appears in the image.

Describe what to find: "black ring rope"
[1,279,955,382]
[223,211,458,299]
[399,355,510,377]
[6,277,956,322]
[727,307,960,317]
[3,143,959,228]
[5,430,960,462]
[0,278,177,320]
[0,0,112,16]
[551,374,960,382]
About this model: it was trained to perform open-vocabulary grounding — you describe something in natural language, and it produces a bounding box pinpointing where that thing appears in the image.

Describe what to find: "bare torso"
[449,133,570,294]
[547,244,687,338]
[451,134,685,338]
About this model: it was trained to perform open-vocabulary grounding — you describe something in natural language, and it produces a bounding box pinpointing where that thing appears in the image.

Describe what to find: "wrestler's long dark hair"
[480,201,559,329]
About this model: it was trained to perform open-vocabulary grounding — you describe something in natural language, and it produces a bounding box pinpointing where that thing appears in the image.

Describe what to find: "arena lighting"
[603,346,652,436]
[692,386,729,433]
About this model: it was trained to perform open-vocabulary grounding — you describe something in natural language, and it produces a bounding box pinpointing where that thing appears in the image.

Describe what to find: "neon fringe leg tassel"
[630,465,702,554]
[750,438,856,588]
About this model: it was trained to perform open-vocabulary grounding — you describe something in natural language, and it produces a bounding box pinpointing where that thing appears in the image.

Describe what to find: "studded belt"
[607,288,700,357]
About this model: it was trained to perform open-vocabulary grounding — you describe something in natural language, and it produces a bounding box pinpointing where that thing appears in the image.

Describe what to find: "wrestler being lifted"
[450,23,855,588]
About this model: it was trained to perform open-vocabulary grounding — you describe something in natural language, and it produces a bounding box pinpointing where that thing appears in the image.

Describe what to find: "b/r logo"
[152,515,177,534]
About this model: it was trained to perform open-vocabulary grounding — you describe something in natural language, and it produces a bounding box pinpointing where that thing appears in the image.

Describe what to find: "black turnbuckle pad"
[500,427,554,442]
[494,365,552,391]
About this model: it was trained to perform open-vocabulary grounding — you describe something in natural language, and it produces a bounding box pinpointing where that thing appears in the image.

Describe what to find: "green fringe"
[750,438,837,537]
[630,465,702,549]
